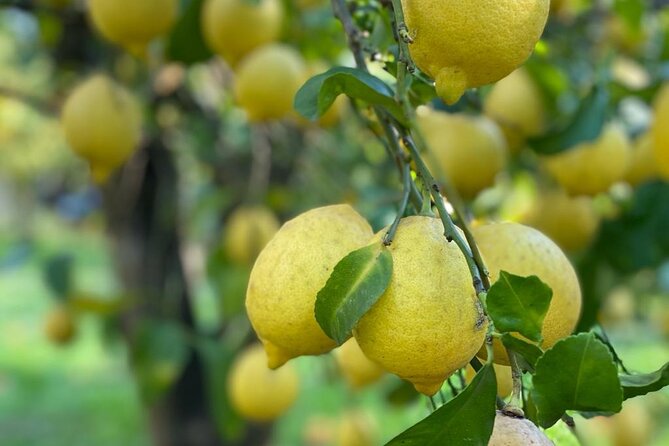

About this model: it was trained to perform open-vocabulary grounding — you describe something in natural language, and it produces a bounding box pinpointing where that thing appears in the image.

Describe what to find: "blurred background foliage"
[0,0,669,445]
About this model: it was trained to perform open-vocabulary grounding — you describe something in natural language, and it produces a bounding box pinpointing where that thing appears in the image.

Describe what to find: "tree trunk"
[104,139,270,446]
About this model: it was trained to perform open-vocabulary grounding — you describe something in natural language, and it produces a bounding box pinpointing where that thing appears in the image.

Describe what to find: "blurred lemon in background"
[61,74,142,183]
[334,338,385,389]
[625,132,658,186]
[465,364,513,398]
[417,108,508,199]
[224,205,280,265]
[202,0,283,66]
[336,410,378,446]
[652,83,669,179]
[227,343,299,421]
[44,306,76,345]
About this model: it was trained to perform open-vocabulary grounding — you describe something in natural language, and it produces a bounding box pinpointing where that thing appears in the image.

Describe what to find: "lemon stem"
[383,162,413,245]
[503,351,525,417]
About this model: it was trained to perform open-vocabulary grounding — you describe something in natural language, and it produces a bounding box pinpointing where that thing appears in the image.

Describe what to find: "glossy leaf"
[315,243,392,344]
[531,333,623,427]
[385,363,497,446]
[487,272,553,343]
[528,85,609,155]
[620,362,669,400]
[294,67,408,126]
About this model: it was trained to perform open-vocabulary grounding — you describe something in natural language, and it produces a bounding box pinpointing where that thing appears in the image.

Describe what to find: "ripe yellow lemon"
[652,83,669,179]
[336,411,378,446]
[88,0,178,53]
[401,0,550,104]
[473,222,582,365]
[522,188,600,252]
[489,412,553,446]
[465,364,513,398]
[417,108,508,199]
[44,306,76,345]
[234,44,307,122]
[223,205,280,265]
[61,75,142,182]
[202,0,283,66]
[543,123,631,196]
[246,205,373,368]
[484,68,546,151]
[625,132,658,186]
[227,343,299,421]
[354,216,487,396]
[334,338,385,389]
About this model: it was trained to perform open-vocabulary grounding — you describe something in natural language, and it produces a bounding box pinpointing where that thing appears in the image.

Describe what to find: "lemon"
[465,364,513,398]
[61,75,142,182]
[234,44,307,122]
[202,0,283,66]
[354,216,486,396]
[44,306,76,345]
[334,338,385,389]
[484,68,546,151]
[489,412,553,446]
[88,0,178,53]
[652,83,669,179]
[401,0,550,104]
[625,132,658,185]
[599,287,635,327]
[543,123,631,196]
[473,222,581,365]
[224,205,280,265]
[522,188,600,252]
[246,204,373,368]
[227,343,298,421]
[417,108,508,199]
[336,411,378,446]
[610,400,653,446]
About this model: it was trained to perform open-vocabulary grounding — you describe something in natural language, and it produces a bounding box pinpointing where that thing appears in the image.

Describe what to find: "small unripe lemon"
[465,364,513,398]
[652,83,669,179]
[44,306,76,345]
[401,0,550,104]
[223,205,280,265]
[522,188,600,252]
[234,44,307,122]
[489,412,553,446]
[202,0,283,66]
[246,205,373,368]
[473,222,582,365]
[625,132,658,186]
[227,343,299,421]
[61,75,142,182]
[484,68,546,152]
[417,108,508,199]
[334,338,385,389]
[88,0,178,53]
[354,216,487,396]
[543,123,631,196]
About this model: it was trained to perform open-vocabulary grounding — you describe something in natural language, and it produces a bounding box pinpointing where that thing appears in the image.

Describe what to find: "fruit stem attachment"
[503,350,525,417]
[383,162,412,245]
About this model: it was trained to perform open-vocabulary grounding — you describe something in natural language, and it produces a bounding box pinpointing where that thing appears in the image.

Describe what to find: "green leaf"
[500,334,544,371]
[166,0,213,65]
[294,67,408,126]
[531,333,623,428]
[315,243,392,345]
[528,85,609,155]
[385,363,497,446]
[620,362,669,400]
[198,339,245,441]
[131,319,189,404]
[487,271,553,343]
[43,253,73,299]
